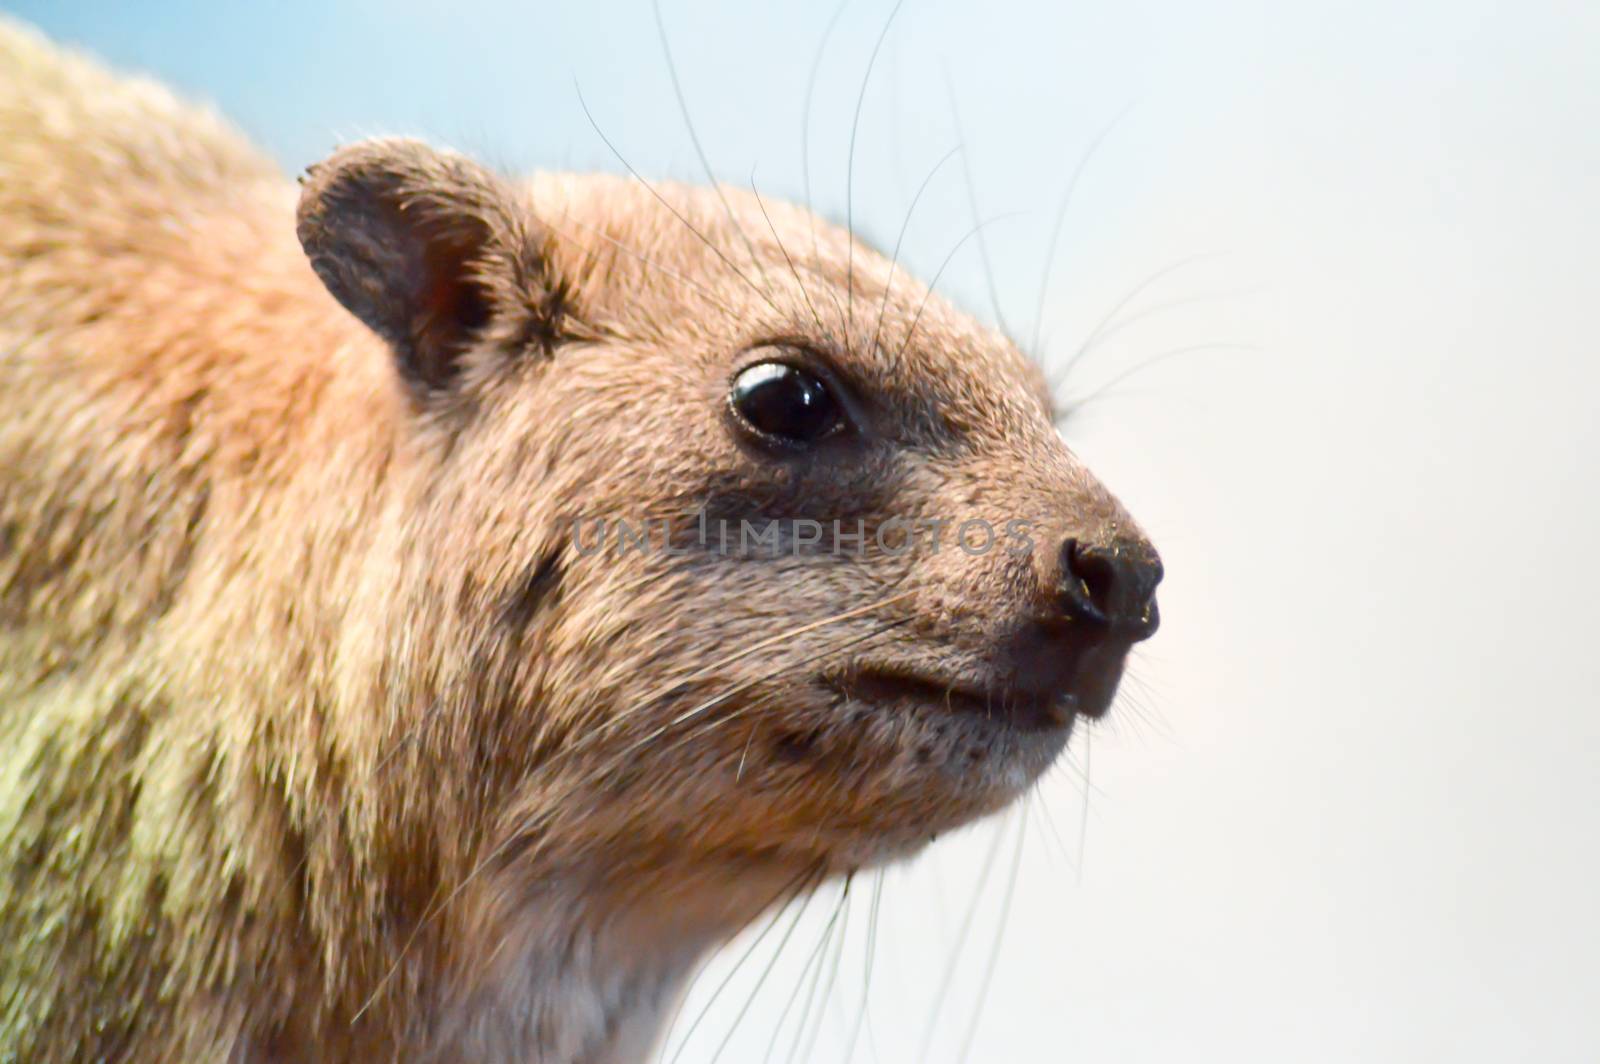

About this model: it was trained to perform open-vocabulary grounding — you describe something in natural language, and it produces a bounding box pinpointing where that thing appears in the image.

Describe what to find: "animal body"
[0,20,1160,1062]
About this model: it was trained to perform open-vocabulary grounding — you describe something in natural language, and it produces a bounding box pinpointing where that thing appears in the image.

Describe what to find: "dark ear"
[296,138,547,394]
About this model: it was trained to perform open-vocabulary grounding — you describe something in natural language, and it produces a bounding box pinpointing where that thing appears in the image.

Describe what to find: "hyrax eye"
[728,361,844,446]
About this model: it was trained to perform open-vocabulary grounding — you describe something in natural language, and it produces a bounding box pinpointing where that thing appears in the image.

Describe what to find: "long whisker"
[499,612,915,867]
[750,171,830,338]
[667,865,822,1064]
[608,605,916,763]
[1047,737,1105,798]
[1077,727,1092,886]
[620,616,918,810]
[552,590,917,773]
[944,69,1012,338]
[1113,665,1172,741]
[575,83,783,317]
[798,873,854,1064]
[956,805,1029,1064]
[764,881,850,1064]
[533,618,914,883]
[1057,341,1259,417]
[915,814,1010,1060]
[894,212,1027,365]
[656,874,823,1063]
[703,884,821,1064]
[1029,102,1136,359]
[652,0,774,290]
[868,144,962,361]
[802,0,854,271]
[842,868,886,1063]
[1070,285,1261,363]
[544,210,746,322]
[654,956,716,1064]
[844,0,907,343]
[1029,779,1080,877]
[1049,251,1226,388]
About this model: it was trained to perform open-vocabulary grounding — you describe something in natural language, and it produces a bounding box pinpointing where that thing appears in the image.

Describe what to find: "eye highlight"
[728,360,844,446]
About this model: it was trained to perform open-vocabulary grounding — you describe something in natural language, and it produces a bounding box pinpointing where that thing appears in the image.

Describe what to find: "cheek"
[558,342,729,445]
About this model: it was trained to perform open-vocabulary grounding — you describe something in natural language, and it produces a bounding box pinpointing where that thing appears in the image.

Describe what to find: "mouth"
[826,631,1137,733]
[826,663,1079,733]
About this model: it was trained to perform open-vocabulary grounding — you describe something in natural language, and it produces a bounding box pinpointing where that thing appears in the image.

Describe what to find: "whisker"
[538,618,914,887]
[764,881,849,1064]
[953,800,1030,1056]
[355,608,910,1024]
[558,590,917,770]
[517,611,915,866]
[652,0,775,291]
[653,954,715,1064]
[1047,740,1108,799]
[1049,250,1227,388]
[750,171,831,338]
[1057,341,1259,418]
[349,876,446,1027]
[761,876,851,1062]
[1067,285,1261,366]
[1029,102,1137,360]
[370,697,443,778]
[611,610,917,765]
[844,0,908,343]
[543,210,746,321]
[704,883,820,1064]
[796,3,855,333]
[1077,727,1092,886]
[802,0,854,272]
[656,875,829,1063]
[1114,666,1173,742]
[368,568,669,779]
[943,69,1012,339]
[894,212,1027,365]
[841,868,886,1063]
[734,726,758,784]
[915,814,1010,1060]
[628,617,919,819]
[575,82,783,317]
[798,872,854,1064]
[1029,779,1080,878]
[868,144,962,362]
[1105,690,1159,746]
[665,863,823,1064]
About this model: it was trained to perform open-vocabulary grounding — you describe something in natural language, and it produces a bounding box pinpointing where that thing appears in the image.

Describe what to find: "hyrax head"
[298,139,1160,876]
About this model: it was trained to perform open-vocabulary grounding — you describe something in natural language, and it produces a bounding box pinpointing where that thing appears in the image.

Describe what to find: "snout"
[1000,529,1163,719]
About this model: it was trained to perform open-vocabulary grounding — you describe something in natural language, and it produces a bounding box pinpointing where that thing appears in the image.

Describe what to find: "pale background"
[9,1,1597,1060]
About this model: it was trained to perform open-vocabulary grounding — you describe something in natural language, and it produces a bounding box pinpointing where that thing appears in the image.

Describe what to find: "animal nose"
[1057,538,1163,639]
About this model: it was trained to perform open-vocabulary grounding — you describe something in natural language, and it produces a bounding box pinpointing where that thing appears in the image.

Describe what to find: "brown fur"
[0,19,1158,1063]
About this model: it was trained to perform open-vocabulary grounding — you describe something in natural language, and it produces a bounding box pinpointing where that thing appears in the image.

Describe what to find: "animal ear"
[296,138,549,394]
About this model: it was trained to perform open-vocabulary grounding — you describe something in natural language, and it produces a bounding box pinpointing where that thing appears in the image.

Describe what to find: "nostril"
[1069,542,1118,608]
[1058,538,1110,624]
[1057,537,1163,637]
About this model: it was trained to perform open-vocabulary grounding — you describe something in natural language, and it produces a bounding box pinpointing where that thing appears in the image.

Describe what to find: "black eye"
[729,361,844,445]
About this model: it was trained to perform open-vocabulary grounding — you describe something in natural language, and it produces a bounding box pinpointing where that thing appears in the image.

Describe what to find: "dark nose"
[1058,538,1163,639]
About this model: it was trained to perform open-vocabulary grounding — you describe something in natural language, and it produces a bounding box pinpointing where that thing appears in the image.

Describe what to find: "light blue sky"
[9,2,1598,1061]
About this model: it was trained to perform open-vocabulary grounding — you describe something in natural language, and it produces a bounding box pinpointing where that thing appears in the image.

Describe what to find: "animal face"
[298,138,1161,876]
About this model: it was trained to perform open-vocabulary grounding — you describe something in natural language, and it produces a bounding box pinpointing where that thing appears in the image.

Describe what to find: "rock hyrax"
[0,19,1161,1063]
